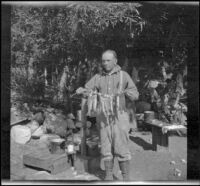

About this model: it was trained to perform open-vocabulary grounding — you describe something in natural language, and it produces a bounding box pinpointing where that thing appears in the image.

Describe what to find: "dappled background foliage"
[11,2,198,120]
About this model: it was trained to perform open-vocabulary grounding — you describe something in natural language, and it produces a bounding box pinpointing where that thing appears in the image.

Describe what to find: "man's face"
[102,52,117,73]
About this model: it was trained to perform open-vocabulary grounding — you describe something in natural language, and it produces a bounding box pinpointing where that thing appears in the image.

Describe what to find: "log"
[11,118,30,126]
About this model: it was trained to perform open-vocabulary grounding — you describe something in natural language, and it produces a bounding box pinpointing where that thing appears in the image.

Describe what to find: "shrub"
[11,67,45,103]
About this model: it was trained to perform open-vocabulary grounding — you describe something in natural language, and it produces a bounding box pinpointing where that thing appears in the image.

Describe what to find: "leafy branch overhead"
[10,2,196,120]
[11,2,144,103]
[66,2,144,33]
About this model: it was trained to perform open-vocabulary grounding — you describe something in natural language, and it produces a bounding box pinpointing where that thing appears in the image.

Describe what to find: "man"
[76,50,139,181]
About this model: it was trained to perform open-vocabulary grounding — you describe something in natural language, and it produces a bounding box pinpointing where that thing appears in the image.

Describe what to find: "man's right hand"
[76,87,88,95]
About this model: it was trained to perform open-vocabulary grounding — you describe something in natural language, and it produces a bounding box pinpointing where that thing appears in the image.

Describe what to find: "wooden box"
[23,150,70,174]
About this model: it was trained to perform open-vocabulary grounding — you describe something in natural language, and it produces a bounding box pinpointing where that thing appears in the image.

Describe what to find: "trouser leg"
[119,160,130,181]
[97,114,113,180]
[104,159,114,181]
[113,112,131,161]
[97,112,131,180]
[98,115,113,162]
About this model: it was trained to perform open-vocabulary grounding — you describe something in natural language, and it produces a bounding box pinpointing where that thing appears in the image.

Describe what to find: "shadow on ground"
[92,169,121,181]
[129,136,153,150]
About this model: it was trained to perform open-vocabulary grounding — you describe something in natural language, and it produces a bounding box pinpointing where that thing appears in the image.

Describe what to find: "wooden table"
[144,119,187,152]
[144,119,171,152]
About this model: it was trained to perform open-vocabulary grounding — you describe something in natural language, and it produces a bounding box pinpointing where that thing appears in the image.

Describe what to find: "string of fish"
[86,90,121,117]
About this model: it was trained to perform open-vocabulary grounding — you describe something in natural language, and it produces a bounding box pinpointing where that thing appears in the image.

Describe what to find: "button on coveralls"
[85,65,139,162]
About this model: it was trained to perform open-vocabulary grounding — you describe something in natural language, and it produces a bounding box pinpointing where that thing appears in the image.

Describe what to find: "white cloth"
[162,125,187,134]
[11,125,31,144]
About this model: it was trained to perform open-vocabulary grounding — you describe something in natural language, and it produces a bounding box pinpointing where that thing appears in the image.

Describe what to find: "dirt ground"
[10,128,187,182]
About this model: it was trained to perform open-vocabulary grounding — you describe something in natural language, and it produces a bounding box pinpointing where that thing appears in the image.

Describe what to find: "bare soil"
[10,129,187,182]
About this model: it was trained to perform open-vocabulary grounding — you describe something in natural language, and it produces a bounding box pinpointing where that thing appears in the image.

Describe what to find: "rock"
[54,126,68,138]
[26,120,39,133]
[43,112,69,137]
[174,168,181,177]
[32,112,45,125]
[170,161,176,165]
[32,125,45,138]
[10,108,27,125]
[135,101,152,113]
[39,134,61,147]
[75,121,83,128]
[66,119,75,129]
[181,159,187,164]
[46,107,55,113]
[67,113,75,120]
[11,125,31,144]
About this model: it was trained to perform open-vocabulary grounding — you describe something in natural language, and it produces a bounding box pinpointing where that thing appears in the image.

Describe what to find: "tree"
[11,2,144,110]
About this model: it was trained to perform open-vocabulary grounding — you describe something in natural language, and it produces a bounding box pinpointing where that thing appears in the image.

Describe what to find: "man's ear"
[115,59,118,64]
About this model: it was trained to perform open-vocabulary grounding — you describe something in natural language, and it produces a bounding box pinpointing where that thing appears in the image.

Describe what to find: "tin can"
[77,110,82,121]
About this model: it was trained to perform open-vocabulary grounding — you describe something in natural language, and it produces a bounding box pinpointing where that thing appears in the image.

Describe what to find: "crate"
[23,149,70,174]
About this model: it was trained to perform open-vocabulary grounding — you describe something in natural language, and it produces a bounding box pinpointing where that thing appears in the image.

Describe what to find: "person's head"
[101,50,117,73]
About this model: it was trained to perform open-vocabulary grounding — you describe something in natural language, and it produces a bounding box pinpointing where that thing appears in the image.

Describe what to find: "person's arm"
[84,74,99,90]
[123,71,139,101]
[76,74,99,95]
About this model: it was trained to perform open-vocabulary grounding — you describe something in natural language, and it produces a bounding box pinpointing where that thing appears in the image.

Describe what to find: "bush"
[11,67,45,102]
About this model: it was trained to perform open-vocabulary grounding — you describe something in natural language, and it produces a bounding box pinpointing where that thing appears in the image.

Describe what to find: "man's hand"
[76,87,92,97]
[76,87,87,95]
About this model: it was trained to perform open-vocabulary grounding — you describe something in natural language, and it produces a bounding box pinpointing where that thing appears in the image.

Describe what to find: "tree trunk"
[121,57,129,72]
[28,57,34,80]
[131,65,139,84]
[44,67,48,86]
[58,65,68,101]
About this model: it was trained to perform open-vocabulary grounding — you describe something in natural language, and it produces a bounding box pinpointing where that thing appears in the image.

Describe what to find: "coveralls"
[85,65,139,162]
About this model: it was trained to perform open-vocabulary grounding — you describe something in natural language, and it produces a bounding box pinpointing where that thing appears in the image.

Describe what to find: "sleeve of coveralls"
[84,74,99,90]
[123,71,139,101]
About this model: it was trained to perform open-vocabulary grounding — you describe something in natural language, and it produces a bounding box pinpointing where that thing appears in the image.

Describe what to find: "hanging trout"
[87,92,93,116]
[100,96,106,116]
[104,96,110,116]
[110,95,114,115]
[92,91,98,113]
[116,95,120,111]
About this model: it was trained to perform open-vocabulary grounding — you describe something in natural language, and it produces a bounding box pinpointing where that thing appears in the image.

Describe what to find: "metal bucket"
[48,138,65,154]
[144,111,155,122]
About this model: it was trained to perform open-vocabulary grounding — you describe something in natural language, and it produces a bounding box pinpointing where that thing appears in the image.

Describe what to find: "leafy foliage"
[10,2,197,121]
[11,2,144,108]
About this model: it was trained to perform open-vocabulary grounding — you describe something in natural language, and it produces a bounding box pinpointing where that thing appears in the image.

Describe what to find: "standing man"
[76,50,139,181]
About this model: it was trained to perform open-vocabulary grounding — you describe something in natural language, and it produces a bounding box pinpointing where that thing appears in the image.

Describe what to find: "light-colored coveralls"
[85,65,139,162]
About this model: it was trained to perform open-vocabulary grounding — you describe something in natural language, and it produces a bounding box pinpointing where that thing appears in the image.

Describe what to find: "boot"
[104,159,114,181]
[119,160,130,181]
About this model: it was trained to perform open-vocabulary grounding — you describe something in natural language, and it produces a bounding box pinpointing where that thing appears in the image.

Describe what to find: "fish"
[110,96,114,115]
[87,93,93,116]
[92,92,97,113]
[102,96,107,115]
[104,97,110,116]
[113,95,119,118]
[116,95,120,110]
